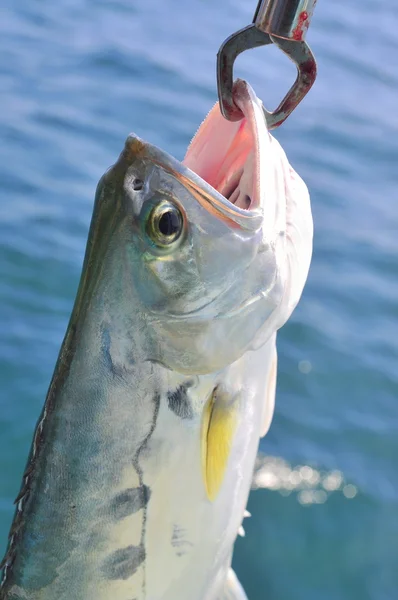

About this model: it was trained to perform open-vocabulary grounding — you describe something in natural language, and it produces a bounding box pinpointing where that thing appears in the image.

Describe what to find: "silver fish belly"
[0,81,313,600]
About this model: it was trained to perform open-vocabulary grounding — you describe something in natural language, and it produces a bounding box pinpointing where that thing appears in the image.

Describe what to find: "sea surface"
[0,1,397,598]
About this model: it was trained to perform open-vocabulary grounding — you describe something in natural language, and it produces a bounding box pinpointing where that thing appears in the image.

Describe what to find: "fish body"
[0,81,312,600]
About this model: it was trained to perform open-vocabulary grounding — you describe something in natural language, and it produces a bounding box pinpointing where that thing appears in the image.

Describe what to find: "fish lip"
[123,134,263,233]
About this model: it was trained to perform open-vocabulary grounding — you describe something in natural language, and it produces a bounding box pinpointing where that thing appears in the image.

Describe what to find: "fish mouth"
[124,80,267,232]
[182,78,267,230]
[151,162,263,232]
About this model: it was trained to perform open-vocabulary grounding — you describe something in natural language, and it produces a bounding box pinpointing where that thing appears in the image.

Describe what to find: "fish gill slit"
[0,324,78,589]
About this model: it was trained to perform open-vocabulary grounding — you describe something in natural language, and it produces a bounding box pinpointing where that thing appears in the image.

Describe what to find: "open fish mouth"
[124,79,268,232]
[153,165,264,232]
[182,78,268,226]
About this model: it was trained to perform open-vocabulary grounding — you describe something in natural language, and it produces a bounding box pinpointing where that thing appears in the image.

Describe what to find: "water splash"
[252,453,358,505]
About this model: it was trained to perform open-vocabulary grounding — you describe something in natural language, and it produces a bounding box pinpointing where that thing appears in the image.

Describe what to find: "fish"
[0,79,313,600]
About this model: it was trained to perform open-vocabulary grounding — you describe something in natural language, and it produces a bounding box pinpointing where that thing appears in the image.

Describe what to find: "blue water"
[0,0,397,598]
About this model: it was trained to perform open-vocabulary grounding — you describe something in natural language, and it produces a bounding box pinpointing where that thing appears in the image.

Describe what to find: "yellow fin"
[201,387,238,502]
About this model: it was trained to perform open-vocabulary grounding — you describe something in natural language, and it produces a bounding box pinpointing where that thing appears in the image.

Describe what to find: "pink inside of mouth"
[183,84,260,211]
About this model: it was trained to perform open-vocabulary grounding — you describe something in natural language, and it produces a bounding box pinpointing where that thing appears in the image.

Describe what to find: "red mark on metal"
[292,11,309,41]
[301,57,317,79]
[270,56,317,128]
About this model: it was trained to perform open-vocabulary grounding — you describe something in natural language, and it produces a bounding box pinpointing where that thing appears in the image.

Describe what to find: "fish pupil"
[158,210,181,237]
[133,178,143,191]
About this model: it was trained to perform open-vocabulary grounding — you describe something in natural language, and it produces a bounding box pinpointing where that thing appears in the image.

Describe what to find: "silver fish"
[0,80,313,600]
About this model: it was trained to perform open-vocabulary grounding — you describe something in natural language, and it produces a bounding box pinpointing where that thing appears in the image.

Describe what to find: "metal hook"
[217,0,318,128]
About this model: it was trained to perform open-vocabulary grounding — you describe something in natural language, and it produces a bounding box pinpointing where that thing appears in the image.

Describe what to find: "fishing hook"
[217,0,318,128]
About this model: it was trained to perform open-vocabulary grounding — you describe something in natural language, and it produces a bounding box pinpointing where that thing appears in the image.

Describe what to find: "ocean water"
[0,0,397,598]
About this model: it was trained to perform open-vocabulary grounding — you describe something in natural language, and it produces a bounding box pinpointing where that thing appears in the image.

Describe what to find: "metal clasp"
[217,0,318,128]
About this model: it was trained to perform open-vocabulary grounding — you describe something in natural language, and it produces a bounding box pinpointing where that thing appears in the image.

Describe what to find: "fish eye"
[145,200,184,248]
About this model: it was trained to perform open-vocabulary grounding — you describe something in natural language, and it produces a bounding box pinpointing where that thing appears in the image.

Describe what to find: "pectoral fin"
[201,387,238,502]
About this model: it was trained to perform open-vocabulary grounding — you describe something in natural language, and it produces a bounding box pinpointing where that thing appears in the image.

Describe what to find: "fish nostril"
[133,178,143,191]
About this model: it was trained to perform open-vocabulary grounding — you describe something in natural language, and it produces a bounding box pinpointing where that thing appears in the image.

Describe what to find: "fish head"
[95,80,312,374]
